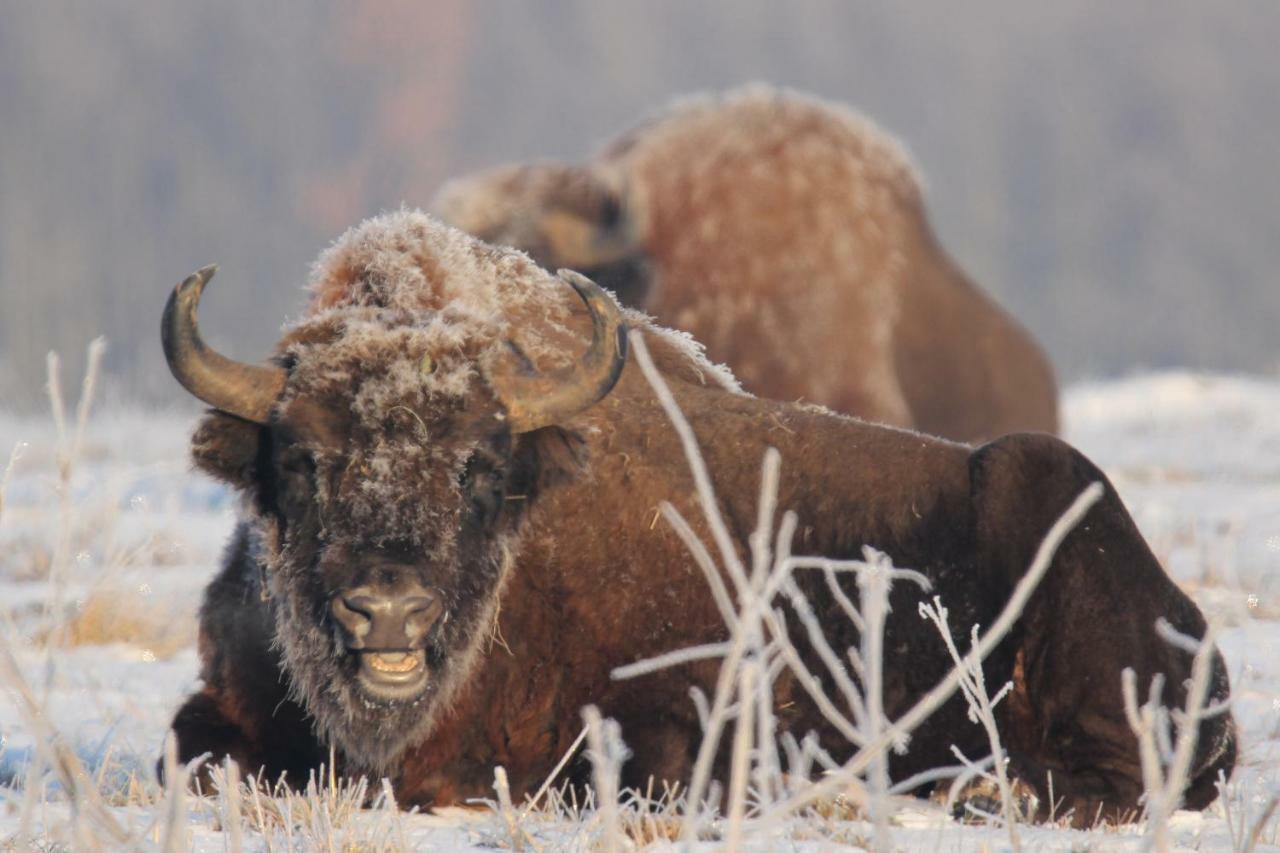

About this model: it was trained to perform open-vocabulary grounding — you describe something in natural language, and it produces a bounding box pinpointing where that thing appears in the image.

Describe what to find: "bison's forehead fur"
[275,312,489,547]
[293,208,735,389]
[303,209,575,367]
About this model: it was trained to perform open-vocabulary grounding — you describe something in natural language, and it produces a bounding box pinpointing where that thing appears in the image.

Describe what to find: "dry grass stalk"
[0,628,130,847]
[0,440,27,525]
[156,732,201,851]
[49,585,195,659]
[1242,796,1280,853]
[618,783,686,847]
[203,756,407,849]
[40,340,107,670]
[520,724,588,820]
[493,765,537,852]
[583,705,627,853]
[221,758,244,853]
[1220,775,1280,853]
[381,777,414,851]
[69,339,107,480]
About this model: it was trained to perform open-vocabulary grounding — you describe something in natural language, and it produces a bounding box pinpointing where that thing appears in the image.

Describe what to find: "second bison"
[434,86,1059,443]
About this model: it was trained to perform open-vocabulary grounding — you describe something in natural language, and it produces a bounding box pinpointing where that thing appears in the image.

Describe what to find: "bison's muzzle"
[331,582,443,700]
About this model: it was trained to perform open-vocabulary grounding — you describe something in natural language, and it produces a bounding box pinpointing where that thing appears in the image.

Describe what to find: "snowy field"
[0,370,1277,850]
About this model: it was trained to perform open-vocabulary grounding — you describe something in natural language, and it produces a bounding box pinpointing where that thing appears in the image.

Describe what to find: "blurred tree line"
[1,0,1277,409]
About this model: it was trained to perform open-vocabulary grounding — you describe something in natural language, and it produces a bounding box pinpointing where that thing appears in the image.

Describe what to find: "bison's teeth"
[368,653,421,673]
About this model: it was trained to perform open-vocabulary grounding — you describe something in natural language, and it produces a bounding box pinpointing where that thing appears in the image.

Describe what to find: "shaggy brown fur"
[433,85,1058,443]
[166,211,1230,826]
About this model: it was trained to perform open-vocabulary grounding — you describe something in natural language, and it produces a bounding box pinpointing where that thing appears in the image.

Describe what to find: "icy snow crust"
[0,372,1277,848]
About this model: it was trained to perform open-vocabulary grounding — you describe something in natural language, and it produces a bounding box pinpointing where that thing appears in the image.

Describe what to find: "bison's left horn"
[161,265,287,424]
[495,270,628,433]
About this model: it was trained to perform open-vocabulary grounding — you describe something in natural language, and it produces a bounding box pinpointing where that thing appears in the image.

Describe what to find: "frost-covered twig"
[887,756,994,797]
[611,642,733,680]
[626,335,935,850]
[762,481,1104,821]
[626,332,1104,848]
[856,546,929,848]
[725,661,759,850]
[1122,618,1225,853]
[632,334,869,845]
[919,598,1023,850]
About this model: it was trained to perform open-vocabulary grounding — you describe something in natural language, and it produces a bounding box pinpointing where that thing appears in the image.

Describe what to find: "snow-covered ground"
[0,371,1277,850]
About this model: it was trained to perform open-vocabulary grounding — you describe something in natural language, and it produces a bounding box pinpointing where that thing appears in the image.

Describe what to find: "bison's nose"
[330,585,443,650]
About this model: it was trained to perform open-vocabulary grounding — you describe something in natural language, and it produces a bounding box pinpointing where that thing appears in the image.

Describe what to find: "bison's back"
[892,224,1059,439]
[602,86,1058,441]
[604,89,921,422]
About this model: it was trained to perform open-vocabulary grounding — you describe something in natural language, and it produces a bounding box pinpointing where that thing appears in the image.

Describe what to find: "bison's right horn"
[494,270,628,433]
[161,265,286,424]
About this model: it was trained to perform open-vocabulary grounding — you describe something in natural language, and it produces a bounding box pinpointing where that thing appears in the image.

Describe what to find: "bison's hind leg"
[971,433,1238,826]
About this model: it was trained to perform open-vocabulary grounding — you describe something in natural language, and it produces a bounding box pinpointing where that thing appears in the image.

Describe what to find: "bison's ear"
[510,426,588,499]
[191,411,266,491]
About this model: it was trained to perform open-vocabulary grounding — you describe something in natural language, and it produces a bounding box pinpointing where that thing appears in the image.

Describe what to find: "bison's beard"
[268,535,518,778]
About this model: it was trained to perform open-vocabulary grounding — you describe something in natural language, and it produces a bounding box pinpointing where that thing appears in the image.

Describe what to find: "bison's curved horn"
[496,270,628,433]
[161,265,286,424]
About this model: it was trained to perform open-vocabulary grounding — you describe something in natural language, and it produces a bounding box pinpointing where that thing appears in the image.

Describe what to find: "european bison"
[162,210,1232,824]
[433,86,1059,444]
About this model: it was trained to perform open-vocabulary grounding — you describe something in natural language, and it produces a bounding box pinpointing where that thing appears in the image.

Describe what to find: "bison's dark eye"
[274,448,317,520]
[279,449,315,482]
[598,194,623,229]
[458,449,507,527]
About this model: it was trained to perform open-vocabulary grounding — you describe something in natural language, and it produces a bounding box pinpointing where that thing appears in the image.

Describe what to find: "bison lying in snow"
[433,86,1058,444]
[162,211,1232,823]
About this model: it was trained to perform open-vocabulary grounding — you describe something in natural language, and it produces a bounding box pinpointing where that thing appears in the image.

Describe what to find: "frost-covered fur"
[222,210,735,774]
[601,86,917,421]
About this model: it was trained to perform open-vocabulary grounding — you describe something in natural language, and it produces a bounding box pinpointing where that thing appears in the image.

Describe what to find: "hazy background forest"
[2,1,1277,410]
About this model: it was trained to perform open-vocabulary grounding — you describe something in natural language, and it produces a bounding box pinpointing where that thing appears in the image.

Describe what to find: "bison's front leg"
[168,688,322,790]
[971,434,1237,825]
[165,523,325,788]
